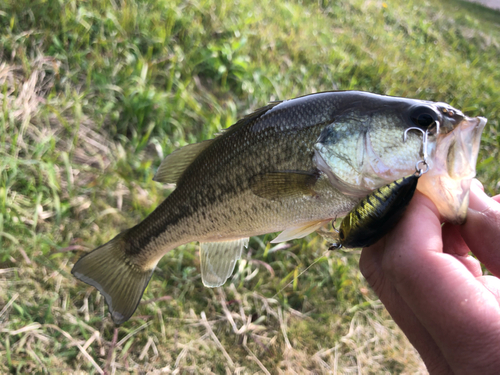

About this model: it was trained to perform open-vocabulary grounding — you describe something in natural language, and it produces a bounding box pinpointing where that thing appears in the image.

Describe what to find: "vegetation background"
[1,0,499,373]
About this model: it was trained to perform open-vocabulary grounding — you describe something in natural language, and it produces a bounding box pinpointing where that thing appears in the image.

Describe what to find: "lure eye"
[339,228,345,241]
[410,106,438,128]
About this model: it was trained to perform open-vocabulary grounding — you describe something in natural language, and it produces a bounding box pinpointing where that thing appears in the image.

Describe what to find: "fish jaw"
[417,116,486,224]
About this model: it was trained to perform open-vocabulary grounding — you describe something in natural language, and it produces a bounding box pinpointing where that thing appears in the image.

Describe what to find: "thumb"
[460,181,500,277]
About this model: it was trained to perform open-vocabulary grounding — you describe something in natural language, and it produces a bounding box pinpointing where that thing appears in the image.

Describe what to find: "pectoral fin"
[271,220,330,243]
[199,238,249,287]
[250,171,319,200]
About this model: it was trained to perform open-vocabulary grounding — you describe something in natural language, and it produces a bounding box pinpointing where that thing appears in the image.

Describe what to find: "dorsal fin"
[217,101,282,136]
[153,101,281,184]
[153,140,213,184]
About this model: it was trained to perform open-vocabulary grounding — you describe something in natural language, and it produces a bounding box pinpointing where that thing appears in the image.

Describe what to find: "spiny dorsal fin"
[271,220,330,243]
[153,140,213,184]
[249,171,320,201]
[199,238,249,287]
[217,101,282,136]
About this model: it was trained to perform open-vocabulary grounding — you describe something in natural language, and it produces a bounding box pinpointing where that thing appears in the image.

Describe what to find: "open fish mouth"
[417,116,486,224]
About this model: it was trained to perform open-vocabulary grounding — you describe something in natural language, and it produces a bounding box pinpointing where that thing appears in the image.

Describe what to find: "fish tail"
[71,230,154,324]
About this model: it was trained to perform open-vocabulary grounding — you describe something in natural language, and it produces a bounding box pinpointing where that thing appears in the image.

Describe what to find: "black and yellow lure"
[329,173,420,249]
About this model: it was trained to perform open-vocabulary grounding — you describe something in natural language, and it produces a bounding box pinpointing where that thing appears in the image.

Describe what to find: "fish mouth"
[416,116,486,224]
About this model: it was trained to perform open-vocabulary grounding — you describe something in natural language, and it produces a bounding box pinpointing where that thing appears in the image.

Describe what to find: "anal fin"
[199,238,249,287]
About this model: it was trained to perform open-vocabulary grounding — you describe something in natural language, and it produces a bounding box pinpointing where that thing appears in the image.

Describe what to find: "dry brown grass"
[0,245,426,373]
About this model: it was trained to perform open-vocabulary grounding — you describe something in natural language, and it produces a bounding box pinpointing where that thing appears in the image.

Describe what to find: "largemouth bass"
[72,91,486,324]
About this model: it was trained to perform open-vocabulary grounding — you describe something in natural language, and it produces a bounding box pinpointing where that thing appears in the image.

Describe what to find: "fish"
[71,91,486,324]
[329,173,420,249]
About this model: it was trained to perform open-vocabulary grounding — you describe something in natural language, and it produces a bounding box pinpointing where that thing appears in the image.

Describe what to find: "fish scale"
[133,119,329,251]
[71,90,484,324]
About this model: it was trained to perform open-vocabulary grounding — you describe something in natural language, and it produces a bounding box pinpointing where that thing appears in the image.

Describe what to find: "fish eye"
[410,107,438,128]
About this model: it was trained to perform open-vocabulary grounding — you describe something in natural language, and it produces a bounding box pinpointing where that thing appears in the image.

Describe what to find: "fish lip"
[417,115,486,225]
[476,116,487,129]
[462,115,486,128]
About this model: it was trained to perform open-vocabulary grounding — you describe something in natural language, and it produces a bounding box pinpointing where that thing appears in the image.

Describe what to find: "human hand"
[359,180,500,374]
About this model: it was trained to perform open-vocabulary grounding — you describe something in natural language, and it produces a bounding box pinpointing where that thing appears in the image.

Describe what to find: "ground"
[0,0,499,373]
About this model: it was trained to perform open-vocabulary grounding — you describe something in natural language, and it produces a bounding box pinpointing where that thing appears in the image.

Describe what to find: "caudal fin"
[71,231,154,324]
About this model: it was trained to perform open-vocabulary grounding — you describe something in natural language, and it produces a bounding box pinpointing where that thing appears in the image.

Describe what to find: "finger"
[381,191,443,282]
[468,179,496,211]
[450,254,483,278]
[442,223,482,277]
[360,243,451,374]
[460,182,500,277]
[380,192,500,373]
[471,178,484,191]
[478,275,500,304]
[442,223,469,256]
[470,178,500,203]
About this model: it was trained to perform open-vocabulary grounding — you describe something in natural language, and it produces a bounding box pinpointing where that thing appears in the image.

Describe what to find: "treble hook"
[404,126,429,161]
[434,120,440,135]
[328,243,342,251]
[403,121,439,176]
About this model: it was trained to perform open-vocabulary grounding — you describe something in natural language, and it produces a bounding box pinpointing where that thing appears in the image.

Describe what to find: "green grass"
[0,0,499,372]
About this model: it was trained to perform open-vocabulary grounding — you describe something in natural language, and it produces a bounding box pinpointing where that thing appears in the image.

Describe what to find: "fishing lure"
[328,125,435,249]
[328,172,420,249]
